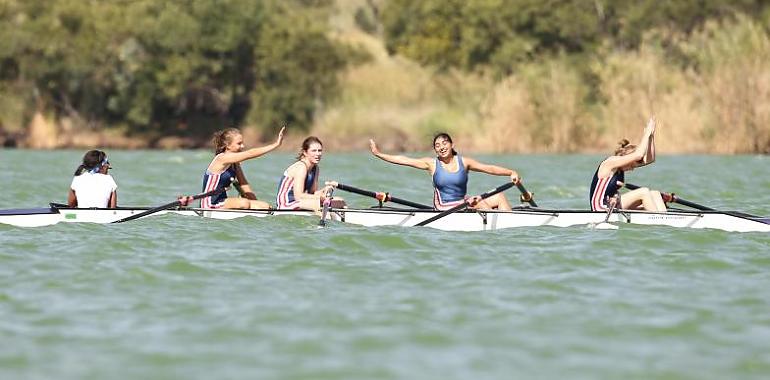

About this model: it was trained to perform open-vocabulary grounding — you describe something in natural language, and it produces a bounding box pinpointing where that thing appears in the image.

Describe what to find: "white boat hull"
[1,206,768,232]
[329,208,770,232]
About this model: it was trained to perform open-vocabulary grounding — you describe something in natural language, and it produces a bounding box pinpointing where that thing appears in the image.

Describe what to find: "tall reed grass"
[317,12,770,154]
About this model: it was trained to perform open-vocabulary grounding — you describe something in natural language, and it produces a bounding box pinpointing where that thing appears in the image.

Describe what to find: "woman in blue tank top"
[369,133,521,210]
[200,126,285,209]
[589,116,667,212]
[276,136,346,210]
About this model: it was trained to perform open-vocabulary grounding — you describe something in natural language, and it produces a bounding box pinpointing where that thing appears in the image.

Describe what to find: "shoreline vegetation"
[1,0,769,154]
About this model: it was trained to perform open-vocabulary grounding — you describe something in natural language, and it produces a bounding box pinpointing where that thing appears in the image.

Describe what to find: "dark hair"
[296,136,323,161]
[614,139,637,156]
[212,128,241,154]
[74,150,107,176]
[432,132,457,156]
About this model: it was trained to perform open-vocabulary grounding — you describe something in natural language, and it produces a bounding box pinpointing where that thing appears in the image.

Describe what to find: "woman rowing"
[200,126,285,209]
[68,150,118,208]
[369,133,520,210]
[590,116,667,212]
[276,136,346,210]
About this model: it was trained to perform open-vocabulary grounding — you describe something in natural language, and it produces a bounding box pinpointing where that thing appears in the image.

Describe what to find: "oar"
[589,195,619,230]
[111,187,228,224]
[318,188,334,227]
[516,182,538,207]
[335,183,432,209]
[415,181,517,227]
[624,183,715,211]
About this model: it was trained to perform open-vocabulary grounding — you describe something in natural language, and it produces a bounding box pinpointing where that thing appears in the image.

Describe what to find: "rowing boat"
[1,204,768,232]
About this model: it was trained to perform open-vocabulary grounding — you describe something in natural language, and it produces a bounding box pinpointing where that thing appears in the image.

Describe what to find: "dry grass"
[318,8,770,154]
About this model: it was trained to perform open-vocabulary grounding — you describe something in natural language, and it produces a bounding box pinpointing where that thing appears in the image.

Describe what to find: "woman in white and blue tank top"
[589,116,666,212]
[369,133,521,211]
[276,136,346,210]
[200,126,284,209]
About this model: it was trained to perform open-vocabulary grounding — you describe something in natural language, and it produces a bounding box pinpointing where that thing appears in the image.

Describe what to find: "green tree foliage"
[381,0,769,74]
[250,2,349,134]
[0,0,355,139]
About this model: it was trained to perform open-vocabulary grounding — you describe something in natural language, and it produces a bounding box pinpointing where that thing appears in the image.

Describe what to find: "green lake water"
[1,150,769,379]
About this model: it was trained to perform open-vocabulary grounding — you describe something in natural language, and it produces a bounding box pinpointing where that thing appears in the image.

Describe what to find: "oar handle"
[416,181,517,227]
[624,183,715,211]
[111,187,227,224]
[515,182,537,207]
[336,183,432,209]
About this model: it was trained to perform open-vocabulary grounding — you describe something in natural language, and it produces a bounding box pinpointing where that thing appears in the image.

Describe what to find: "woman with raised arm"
[200,126,285,209]
[369,133,520,210]
[589,116,667,212]
[276,136,345,210]
[68,150,118,208]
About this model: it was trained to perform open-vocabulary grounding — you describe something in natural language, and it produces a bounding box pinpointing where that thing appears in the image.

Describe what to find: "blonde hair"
[614,139,637,156]
[212,128,241,154]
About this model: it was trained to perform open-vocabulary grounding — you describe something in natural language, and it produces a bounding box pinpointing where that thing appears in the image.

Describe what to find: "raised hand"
[645,116,656,135]
[276,126,286,145]
[369,139,380,156]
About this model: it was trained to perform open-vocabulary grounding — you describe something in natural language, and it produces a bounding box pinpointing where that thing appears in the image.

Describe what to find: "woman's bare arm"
[369,139,432,171]
[217,126,285,166]
[465,157,520,183]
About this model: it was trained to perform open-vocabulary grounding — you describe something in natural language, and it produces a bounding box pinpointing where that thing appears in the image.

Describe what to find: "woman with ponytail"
[275,136,345,210]
[589,116,667,212]
[200,126,285,209]
[67,150,118,208]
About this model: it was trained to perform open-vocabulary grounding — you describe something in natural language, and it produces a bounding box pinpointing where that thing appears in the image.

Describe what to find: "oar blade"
[590,222,619,230]
[318,188,334,227]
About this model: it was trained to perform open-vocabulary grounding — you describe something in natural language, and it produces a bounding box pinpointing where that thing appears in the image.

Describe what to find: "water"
[1,150,769,379]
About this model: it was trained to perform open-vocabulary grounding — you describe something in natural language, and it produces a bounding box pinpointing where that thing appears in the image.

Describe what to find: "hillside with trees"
[1,0,769,153]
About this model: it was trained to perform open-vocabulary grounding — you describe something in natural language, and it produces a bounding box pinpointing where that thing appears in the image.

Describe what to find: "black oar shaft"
[336,183,432,209]
[111,187,227,224]
[416,181,517,227]
[624,183,714,211]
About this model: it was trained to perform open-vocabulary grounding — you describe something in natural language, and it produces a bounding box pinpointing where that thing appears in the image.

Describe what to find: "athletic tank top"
[432,155,468,210]
[276,164,318,209]
[200,165,236,208]
[589,165,624,211]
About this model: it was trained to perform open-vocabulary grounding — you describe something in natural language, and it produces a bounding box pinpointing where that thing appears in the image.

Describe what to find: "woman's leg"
[297,197,322,211]
[621,188,666,212]
[248,200,271,209]
[474,193,512,211]
[649,190,667,211]
[223,197,271,210]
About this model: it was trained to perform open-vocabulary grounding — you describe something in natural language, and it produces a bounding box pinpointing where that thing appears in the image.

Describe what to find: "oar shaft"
[624,183,714,211]
[111,187,226,224]
[414,202,467,227]
[416,181,517,227]
[336,183,432,209]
